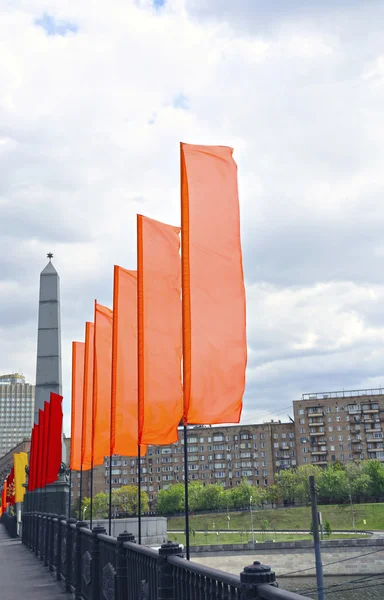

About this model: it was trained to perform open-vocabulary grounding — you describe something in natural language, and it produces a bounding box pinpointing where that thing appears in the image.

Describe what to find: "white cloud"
[1,0,384,434]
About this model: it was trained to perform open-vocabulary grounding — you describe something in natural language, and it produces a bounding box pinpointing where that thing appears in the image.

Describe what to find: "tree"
[156,484,184,515]
[264,484,280,508]
[345,462,371,501]
[113,485,149,515]
[231,479,254,509]
[317,465,348,504]
[361,460,384,500]
[277,469,297,505]
[199,484,225,511]
[324,520,332,537]
[81,492,109,519]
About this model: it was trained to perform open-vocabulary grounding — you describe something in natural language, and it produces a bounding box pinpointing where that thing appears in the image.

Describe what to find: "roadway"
[0,525,65,599]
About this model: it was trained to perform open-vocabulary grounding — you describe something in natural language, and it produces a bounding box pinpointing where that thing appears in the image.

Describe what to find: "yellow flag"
[14,452,28,503]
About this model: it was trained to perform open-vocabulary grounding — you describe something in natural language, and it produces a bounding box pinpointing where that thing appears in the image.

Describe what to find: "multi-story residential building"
[0,437,31,483]
[100,421,296,507]
[294,388,384,467]
[0,374,34,458]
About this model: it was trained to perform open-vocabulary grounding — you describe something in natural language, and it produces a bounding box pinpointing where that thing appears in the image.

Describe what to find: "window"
[340,454,344,461]
[330,446,335,451]
[274,443,279,448]
[298,409,304,415]
[339,444,344,450]
[273,433,278,439]
[300,428,305,433]
[300,419,305,425]
[336,416,341,422]
[328,426,333,432]
[338,436,343,441]
[282,433,287,439]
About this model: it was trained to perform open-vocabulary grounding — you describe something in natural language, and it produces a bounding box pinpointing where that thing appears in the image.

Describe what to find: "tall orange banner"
[137,215,183,445]
[70,341,85,471]
[92,302,113,467]
[111,267,144,457]
[181,143,247,424]
[81,322,94,470]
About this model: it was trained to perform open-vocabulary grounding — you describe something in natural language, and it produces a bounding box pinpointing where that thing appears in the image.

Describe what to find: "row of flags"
[0,453,28,515]
[70,143,247,472]
[28,392,63,491]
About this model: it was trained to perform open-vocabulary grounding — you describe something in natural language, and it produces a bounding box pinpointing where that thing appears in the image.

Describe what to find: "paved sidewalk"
[0,525,66,599]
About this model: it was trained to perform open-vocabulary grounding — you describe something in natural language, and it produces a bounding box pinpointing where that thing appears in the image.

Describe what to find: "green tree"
[157,484,184,515]
[277,469,297,505]
[81,492,109,519]
[324,520,332,537]
[317,465,348,504]
[361,460,384,500]
[113,485,149,515]
[231,479,254,509]
[345,462,371,501]
[199,484,225,511]
[264,484,280,508]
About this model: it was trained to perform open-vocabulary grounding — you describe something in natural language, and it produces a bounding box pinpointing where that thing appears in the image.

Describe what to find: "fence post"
[49,514,58,571]
[157,542,184,600]
[91,525,107,600]
[75,520,88,600]
[116,531,135,599]
[35,513,41,557]
[65,518,77,592]
[240,561,277,599]
[56,515,67,581]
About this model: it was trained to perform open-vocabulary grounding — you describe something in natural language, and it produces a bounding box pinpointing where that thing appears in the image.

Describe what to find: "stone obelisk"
[34,253,62,424]
[29,253,68,514]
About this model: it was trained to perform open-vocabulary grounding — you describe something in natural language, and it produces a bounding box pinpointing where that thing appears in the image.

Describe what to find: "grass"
[168,531,367,546]
[167,502,384,532]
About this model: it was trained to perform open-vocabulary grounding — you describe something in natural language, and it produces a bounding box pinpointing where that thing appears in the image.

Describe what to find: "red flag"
[1,482,7,513]
[137,215,183,445]
[37,409,44,489]
[42,401,51,487]
[6,468,15,506]
[46,393,63,485]
[180,143,247,424]
[28,424,37,492]
[92,303,113,467]
[70,341,85,471]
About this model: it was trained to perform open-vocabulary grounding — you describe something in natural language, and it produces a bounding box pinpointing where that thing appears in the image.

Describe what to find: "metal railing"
[19,511,313,600]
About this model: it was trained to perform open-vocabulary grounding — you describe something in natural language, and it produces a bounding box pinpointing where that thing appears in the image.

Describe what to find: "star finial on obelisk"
[47,252,54,262]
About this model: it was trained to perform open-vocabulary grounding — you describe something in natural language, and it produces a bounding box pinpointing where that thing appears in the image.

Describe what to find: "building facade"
[0,437,31,483]
[0,374,34,459]
[101,421,296,508]
[294,388,384,467]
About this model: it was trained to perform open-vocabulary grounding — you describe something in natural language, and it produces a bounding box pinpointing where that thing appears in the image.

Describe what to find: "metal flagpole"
[183,424,190,560]
[138,445,141,544]
[90,463,93,529]
[78,467,83,520]
[68,469,72,519]
[108,454,113,535]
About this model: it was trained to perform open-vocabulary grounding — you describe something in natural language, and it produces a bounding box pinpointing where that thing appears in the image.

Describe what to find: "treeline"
[156,459,384,514]
[77,460,384,518]
[75,486,150,519]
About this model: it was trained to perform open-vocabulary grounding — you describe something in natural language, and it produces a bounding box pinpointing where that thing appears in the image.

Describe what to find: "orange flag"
[70,341,85,471]
[81,322,94,470]
[137,215,183,445]
[111,267,145,457]
[92,302,113,467]
[180,143,247,424]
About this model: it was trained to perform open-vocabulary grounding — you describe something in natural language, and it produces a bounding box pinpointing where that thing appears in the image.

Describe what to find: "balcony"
[363,409,379,414]
[280,445,290,450]
[309,431,324,436]
[366,428,382,434]
[367,447,384,452]
[312,460,328,465]
[309,421,325,427]
[311,450,327,455]
[307,411,324,418]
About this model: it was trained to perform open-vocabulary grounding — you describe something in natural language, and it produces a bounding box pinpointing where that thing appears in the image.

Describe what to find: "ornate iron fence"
[20,512,313,600]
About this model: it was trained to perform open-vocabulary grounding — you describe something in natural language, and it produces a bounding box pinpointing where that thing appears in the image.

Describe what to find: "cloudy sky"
[2,0,384,434]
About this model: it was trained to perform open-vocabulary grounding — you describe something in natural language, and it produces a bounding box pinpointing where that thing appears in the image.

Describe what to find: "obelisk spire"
[34,254,62,424]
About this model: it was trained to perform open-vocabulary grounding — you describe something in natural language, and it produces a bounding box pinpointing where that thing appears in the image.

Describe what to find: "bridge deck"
[0,526,65,599]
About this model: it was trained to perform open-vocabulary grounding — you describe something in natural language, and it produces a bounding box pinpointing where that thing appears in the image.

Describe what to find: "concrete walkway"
[0,526,66,599]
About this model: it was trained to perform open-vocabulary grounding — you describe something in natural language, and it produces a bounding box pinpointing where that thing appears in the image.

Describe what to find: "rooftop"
[301,387,384,401]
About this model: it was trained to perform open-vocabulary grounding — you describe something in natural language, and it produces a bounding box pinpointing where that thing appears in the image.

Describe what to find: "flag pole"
[68,468,72,519]
[78,467,83,520]
[180,144,191,560]
[183,424,190,560]
[90,300,97,531]
[138,445,142,544]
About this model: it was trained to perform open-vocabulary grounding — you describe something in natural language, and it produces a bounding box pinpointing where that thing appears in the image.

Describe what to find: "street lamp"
[83,506,88,521]
[250,496,255,544]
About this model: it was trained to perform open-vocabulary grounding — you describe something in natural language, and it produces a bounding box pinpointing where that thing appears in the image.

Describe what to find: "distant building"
[294,388,384,467]
[67,421,296,509]
[0,437,31,483]
[0,374,34,458]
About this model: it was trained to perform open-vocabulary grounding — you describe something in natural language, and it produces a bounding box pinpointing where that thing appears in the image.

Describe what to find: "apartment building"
[100,421,296,507]
[294,388,384,467]
[0,374,34,458]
